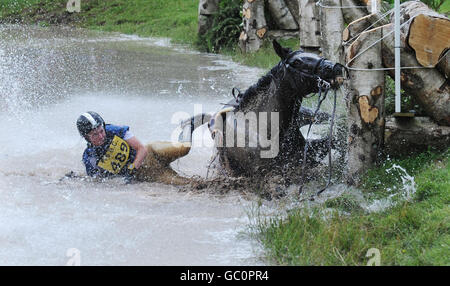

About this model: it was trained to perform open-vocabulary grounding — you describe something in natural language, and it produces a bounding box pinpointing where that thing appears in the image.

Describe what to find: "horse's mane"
[236,63,283,109]
[236,55,313,110]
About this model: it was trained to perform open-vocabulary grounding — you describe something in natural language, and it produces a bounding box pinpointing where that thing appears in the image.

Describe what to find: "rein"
[298,78,338,199]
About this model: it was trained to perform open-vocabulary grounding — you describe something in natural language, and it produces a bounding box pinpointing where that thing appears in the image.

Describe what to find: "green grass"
[440,0,450,15]
[0,0,199,45]
[253,149,450,265]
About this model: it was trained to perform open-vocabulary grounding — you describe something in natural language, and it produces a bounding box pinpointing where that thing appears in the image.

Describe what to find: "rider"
[76,111,148,179]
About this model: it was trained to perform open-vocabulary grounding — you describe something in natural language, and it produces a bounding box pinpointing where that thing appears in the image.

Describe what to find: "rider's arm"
[126,136,148,169]
[82,149,108,177]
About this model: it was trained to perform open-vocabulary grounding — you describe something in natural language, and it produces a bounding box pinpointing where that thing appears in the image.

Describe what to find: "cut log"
[343,12,389,44]
[299,0,321,51]
[393,1,450,68]
[239,0,267,53]
[408,14,450,67]
[381,23,450,126]
[385,116,450,157]
[345,26,385,185]
[319,0,345,63]
[267,0,299,30]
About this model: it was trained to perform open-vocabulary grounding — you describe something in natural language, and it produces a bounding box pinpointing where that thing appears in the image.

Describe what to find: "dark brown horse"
[179,40,345,178]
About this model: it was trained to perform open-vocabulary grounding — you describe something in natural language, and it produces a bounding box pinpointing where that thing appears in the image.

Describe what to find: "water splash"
[363,164,416,212]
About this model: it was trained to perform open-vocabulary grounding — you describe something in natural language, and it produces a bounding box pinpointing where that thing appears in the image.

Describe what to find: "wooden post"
[299,0,321,54]
[285,0,300,27]
[345,26,385,185]
[239,0,267,53]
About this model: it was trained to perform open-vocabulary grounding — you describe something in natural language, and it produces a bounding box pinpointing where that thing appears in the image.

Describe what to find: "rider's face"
[87,126,106,146]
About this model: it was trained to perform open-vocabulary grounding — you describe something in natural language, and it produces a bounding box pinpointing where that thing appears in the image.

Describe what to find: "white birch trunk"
[319,0,345,63]
[239,0,267,53]
[267,0,299,30]
[299,0,321,51]
[345,26,385,185]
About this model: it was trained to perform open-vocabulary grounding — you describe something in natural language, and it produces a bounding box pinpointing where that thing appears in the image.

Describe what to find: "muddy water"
[0,25,265,265]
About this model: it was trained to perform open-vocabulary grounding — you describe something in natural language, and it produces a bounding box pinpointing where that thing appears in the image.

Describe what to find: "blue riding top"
[82,124,136,178]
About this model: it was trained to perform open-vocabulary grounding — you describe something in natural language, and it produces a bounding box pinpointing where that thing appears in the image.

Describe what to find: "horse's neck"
[240,66,279,104]
[236,64,301,135]
[239,63,296,109]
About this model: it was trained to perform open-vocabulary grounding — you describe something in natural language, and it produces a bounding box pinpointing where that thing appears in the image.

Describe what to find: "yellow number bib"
[97,135,130,174]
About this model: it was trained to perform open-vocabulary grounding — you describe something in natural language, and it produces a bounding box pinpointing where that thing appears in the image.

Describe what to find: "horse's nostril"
[335,77,345,85]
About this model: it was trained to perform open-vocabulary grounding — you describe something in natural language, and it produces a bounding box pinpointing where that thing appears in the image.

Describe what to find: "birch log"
[345,26,385,185]
[342,0,449,75]
[267,0,299,30]
[239,0,267,53]
[384,116,450,157]
[285,0,300,26]
[381,23,450,126]
[393,1,450,69]
[342,12,389,44]
[299,0,321,53]
[319,0,345,63]
[342,1,450,125]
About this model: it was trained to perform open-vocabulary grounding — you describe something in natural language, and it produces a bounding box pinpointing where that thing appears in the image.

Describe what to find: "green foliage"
[197,0,242,53]
[384,75,425,115]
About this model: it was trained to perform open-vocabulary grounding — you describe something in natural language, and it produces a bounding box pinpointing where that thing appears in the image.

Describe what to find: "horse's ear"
[272,40,291,60]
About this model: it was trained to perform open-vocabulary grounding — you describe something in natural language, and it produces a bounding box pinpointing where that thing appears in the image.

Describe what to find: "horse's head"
[273,40,347,94]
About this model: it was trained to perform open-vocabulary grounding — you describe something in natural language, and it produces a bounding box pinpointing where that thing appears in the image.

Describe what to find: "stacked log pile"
[239,0,300,53]
[344,1,449,123]
[344,0,450,183]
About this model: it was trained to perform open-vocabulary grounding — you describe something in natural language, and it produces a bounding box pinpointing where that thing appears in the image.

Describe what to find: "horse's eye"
[292,59,302,67]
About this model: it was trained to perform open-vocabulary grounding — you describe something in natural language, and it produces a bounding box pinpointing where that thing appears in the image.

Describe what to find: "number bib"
[97,135,130,174]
